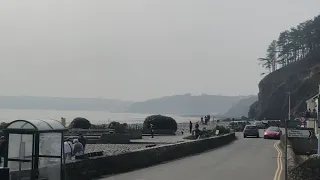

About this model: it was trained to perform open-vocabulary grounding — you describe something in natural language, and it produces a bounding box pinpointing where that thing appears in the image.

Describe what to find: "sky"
[0,0,319,101]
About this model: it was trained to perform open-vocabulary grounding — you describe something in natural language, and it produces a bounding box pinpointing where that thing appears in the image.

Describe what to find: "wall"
[64,133,236,180]
[97,133,131,144]
[280,135,297,171]
[289,154,320,180]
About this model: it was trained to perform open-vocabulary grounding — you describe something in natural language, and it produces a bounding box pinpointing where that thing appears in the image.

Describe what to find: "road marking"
[273,141,283,180]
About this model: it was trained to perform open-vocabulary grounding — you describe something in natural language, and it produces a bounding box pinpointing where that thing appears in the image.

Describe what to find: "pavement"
[99,130,284,180]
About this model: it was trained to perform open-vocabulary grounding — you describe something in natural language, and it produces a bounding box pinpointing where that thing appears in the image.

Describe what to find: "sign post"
[287,129,312,138]
[284,92,290,180]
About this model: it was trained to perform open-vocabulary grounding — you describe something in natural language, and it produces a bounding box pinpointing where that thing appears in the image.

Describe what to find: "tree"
[143,115,177,132]
[259,14,320,71]
[69,117,91,129]
[258,40,278,72]
[108,121,128,133]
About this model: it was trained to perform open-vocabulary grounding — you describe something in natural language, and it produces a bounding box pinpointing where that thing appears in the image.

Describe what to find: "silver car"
[243,125,260,138]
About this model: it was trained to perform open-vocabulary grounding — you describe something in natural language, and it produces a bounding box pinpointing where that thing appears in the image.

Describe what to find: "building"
[306,93,319,111]
[306,93,319,134]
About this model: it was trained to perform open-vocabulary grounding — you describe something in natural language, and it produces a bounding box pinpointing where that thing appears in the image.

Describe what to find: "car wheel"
[257,135,260,138]
[243,134,246,138]
[264,136,267,139]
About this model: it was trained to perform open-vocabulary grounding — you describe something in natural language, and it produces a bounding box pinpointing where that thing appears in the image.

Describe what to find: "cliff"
[249,49,320,119]
[223,95,257,118]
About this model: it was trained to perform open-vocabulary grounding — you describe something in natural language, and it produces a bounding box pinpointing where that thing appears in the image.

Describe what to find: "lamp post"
[318,85,320,154]
[284,92,290,180]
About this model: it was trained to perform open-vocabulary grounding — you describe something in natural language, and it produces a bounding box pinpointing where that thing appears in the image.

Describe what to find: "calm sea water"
[0,109,201,125]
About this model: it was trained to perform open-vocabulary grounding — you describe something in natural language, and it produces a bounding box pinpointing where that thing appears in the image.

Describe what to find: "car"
[253,121,266,129]
[227,122,241,131]
[264,126,282,139]
[243,125,259,138]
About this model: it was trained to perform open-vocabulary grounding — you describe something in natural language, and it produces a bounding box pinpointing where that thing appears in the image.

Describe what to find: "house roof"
[306,93,320,103]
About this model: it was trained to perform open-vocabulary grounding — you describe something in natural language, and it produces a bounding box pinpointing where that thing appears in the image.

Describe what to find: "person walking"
[189,121,193,133]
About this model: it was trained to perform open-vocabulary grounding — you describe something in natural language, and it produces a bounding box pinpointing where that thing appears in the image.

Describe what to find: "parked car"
[243,125,260,138]
[264,126,282,139]
[253,121,265,129]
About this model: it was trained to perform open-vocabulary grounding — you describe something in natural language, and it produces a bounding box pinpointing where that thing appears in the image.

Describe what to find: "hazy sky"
[0,0,319,101]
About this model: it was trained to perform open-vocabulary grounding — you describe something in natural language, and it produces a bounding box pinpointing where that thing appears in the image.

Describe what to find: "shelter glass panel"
[39,133,62,156]
[38,157,61,180]
[8,134,33,159]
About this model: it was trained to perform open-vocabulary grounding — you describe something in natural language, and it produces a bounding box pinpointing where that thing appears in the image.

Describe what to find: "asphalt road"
[100,130,283,180]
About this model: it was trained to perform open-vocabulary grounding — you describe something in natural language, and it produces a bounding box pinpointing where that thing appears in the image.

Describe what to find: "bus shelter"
[2,119,67,180]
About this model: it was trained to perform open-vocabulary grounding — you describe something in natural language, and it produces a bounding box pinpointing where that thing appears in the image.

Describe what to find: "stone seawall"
[64,133,236,180]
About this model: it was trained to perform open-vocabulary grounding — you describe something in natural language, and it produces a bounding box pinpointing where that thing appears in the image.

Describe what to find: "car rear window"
[245,126,257,129]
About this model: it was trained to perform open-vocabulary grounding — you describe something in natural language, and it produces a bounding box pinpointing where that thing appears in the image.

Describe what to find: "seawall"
[64,133,236,180]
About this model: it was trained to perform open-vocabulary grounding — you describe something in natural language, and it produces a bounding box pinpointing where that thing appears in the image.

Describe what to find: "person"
[0,136,7,166]
[194,122,200,138]
[64,138,73,160]
[73,139,84,157]
[150,124,154,138]
[189,121,193,133]
[78,134,87,151]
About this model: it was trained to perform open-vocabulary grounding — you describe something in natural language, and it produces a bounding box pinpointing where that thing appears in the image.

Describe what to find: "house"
[305,93,319,134]
[306,93,319,111]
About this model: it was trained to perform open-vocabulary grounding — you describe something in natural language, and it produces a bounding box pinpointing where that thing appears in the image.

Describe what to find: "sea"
[0,109,202,125]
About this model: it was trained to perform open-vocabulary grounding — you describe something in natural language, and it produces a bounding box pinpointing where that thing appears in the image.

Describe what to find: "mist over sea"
[0,109,202,125]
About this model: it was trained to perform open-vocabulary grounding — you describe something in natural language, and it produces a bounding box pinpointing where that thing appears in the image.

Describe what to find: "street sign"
[288,129,312,138]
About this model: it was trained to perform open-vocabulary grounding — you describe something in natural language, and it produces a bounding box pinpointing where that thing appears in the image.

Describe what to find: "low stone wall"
[129,131,142,139]
[280,135,298,171]
[97,133,131,144]
[289,155,320,180]
[64,133,236,180]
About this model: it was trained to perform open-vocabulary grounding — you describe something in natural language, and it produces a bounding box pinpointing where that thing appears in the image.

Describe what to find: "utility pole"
[285,92,290,180]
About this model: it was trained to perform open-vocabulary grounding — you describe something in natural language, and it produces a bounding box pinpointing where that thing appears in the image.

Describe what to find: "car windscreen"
[245,126,257,129]
[268,127,279,132]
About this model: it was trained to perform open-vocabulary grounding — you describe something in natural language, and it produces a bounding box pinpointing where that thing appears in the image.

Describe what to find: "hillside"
[0,96,133,112]
[249,50,320,119]
[249,14,320,120]
[125,94,253,115]
[223,95,257,118]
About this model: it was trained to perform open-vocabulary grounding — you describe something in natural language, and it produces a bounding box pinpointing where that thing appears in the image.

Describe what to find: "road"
[100,130,283,180]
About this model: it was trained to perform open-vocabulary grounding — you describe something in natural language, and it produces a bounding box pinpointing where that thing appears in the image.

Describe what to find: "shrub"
[90,124,108,129]
[108,121,128,133]
[143,115,177,132]
[214,125,231,135]
[69,117,91,129]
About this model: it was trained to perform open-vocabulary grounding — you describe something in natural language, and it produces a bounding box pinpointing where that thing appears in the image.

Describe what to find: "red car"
[264,126,282,139]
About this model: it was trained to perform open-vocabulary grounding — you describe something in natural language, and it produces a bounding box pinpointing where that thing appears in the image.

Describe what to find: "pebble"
[85,144,153,156]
